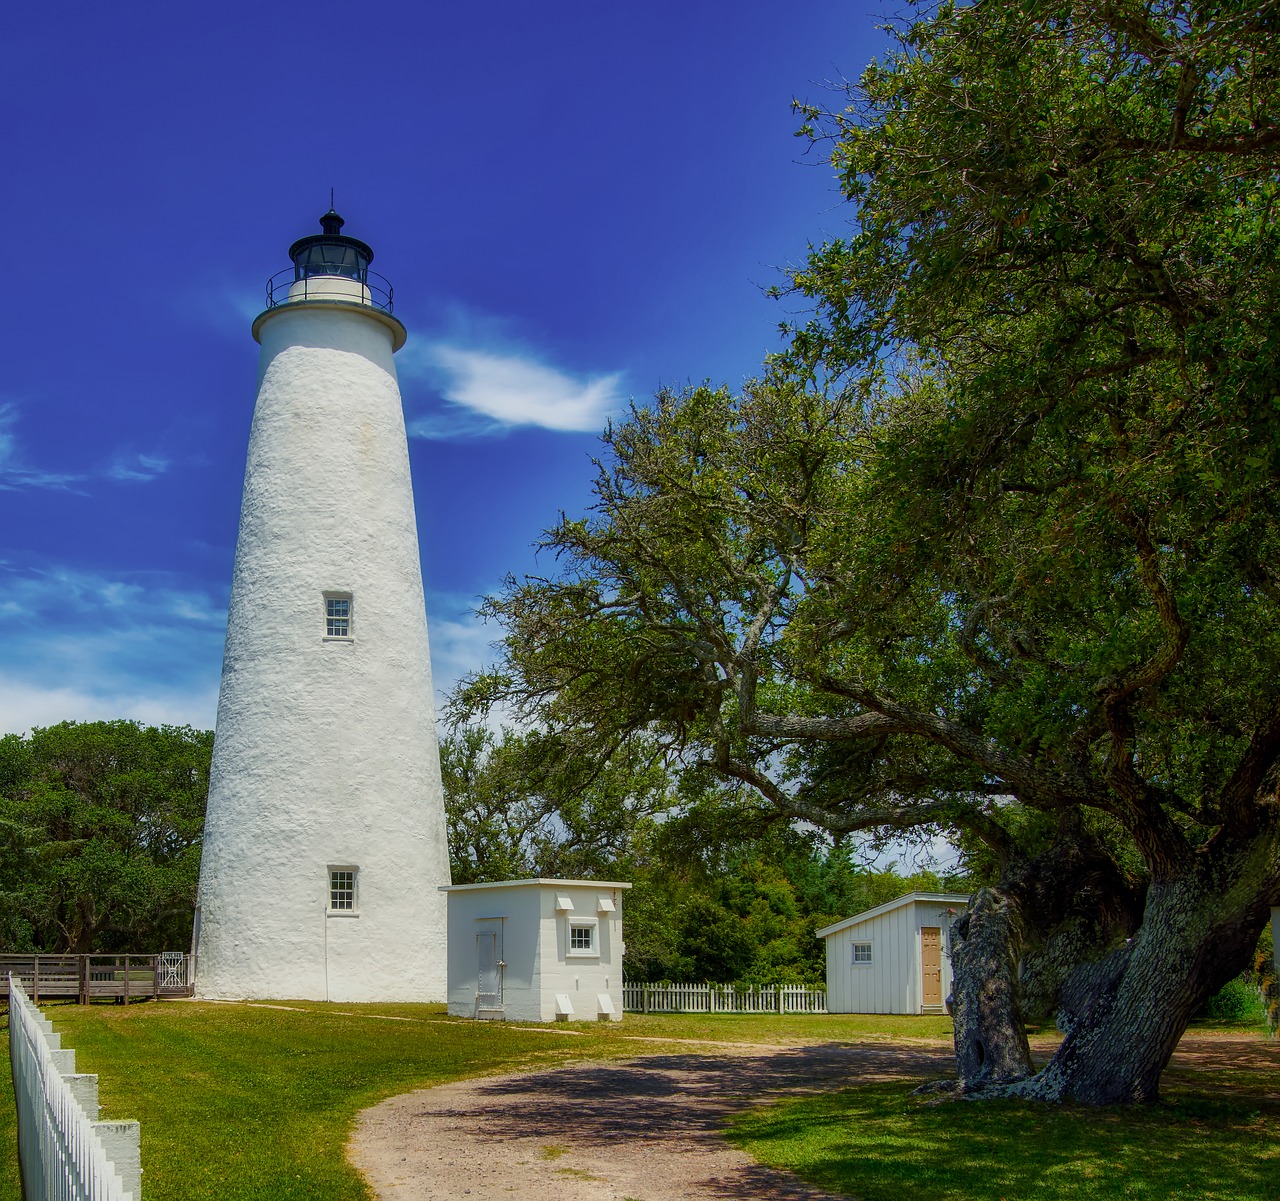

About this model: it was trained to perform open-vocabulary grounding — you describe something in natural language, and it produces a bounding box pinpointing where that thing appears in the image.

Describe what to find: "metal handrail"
[264,267,395,314]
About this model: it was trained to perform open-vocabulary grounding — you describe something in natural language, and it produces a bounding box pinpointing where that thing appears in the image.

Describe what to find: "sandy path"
[347,1033,1278,1201]
[347,1040,953,1201]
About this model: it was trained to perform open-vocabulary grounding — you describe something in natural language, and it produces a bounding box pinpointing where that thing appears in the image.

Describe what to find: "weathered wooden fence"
[0,955,193,1004]
[623,982,827,1014]
[8,975,143,1200]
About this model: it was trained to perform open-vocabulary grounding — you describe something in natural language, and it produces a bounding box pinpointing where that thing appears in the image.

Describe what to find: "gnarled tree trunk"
[948,833,1280,1105]
[947,831,1146,1094]
[949,888,1033,1089]
[1010,842,1278,1104]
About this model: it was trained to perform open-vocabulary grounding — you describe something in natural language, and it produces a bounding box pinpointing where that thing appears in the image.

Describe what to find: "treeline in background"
[0,719,969,984]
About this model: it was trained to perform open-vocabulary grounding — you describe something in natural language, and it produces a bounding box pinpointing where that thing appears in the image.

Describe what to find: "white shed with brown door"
[816,892,970,1014]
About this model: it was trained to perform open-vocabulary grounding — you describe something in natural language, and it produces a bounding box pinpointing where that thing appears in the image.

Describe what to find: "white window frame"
[851,941,873,967]
[327,865,359,916]
[324,592,353,640]
[566,916,599,958]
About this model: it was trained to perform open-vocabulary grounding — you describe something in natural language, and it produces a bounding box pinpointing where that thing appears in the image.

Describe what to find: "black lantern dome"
[288,209,374,282]
[257,207,402,345]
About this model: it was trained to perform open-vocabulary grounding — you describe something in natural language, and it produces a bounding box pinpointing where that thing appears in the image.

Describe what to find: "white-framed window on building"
[566,917,599,958]
[328,866,358,914]
[851,941,873,966]
[324,593,352,639]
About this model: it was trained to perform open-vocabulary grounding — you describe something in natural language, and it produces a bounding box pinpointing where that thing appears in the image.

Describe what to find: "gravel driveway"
[347,1032,1279,1201]
[347,1039,954,1201]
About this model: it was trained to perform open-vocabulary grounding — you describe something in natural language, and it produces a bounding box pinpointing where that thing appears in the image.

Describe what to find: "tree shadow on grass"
[460,1043,953,1137]
[415,1044,953,1199]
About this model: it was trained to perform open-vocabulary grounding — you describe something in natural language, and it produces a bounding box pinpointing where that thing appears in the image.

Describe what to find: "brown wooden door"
[921,927,942,1006]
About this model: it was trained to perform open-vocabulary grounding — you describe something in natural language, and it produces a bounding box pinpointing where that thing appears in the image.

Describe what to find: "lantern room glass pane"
[295,243,369,281]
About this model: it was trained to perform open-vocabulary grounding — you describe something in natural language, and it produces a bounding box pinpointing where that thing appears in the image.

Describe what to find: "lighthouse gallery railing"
[263,267,395,314]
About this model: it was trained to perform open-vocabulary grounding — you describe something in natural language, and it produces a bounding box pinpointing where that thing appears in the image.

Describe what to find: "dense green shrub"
[1201,976,1264,1024]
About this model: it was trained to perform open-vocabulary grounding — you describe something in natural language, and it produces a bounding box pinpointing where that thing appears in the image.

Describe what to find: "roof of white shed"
[439,878,632,892]
[815,892,970,939]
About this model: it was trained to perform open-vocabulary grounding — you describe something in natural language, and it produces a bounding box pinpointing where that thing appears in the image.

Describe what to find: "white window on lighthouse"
[324,593,352,639]
[328,867,358,913]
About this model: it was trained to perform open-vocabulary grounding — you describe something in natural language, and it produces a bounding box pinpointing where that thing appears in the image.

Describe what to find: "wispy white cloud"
[0,675,220,738]
[422,592,530,736]
[0,564,227,736]
[406,407,511,442]
[0,573,507,739]
[0,403,172,491]
[424,593,498,709]
[177,274,265,337]
[107,452,171,483]
[0,403,83,491]
[401,343,626,437]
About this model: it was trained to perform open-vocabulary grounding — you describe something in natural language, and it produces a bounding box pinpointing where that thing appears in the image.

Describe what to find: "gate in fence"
[8,975,143,1200]
[622,982,827,1014]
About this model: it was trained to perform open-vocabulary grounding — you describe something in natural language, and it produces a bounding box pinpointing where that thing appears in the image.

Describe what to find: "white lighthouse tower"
[194,209,451,1002]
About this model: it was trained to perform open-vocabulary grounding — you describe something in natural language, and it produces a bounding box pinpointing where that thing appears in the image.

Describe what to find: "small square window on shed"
[567,918,599,958]
[325,593,352,639]
[851,941,873,966]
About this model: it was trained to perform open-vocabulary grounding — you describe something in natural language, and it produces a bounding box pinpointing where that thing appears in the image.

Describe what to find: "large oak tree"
[456,0,1280,1103]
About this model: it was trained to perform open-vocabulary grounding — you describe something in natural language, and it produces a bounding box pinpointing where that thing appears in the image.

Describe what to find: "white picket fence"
[8,975,142,1201]
[623,981,827,1014]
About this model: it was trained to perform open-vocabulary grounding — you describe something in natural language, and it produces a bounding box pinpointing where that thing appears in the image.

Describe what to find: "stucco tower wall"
[195,301,451,1002]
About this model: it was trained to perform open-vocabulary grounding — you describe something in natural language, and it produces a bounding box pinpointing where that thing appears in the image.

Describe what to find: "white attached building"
[817,892,970,1014]
[443,879,629,1022]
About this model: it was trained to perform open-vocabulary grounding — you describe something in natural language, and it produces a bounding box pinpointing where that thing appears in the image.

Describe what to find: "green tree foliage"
[0,721,211,953]
[441,728,970,983]
[456,0,1280,1102]
[624,841,966,985]
[440,726,677,884]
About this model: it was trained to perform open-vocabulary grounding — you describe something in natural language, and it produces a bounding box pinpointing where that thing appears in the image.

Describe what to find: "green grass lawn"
[0,1000,949,1201]
[2,1000,1272,1201]
[728,1085,1280,1201]
[727,1036,1280,1201]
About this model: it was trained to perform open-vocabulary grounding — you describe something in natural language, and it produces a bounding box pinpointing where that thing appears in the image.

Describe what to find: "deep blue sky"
[1,0,886,734]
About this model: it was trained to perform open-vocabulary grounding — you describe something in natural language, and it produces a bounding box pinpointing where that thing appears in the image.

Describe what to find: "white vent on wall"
[597,993,616,1015]
[555,993,574,1015]
[597,896,616,913]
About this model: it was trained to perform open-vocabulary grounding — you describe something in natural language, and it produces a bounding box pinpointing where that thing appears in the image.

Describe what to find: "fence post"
[643,986,650,1014]
[31,956,39,1004]
[93,1121,142,1198]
